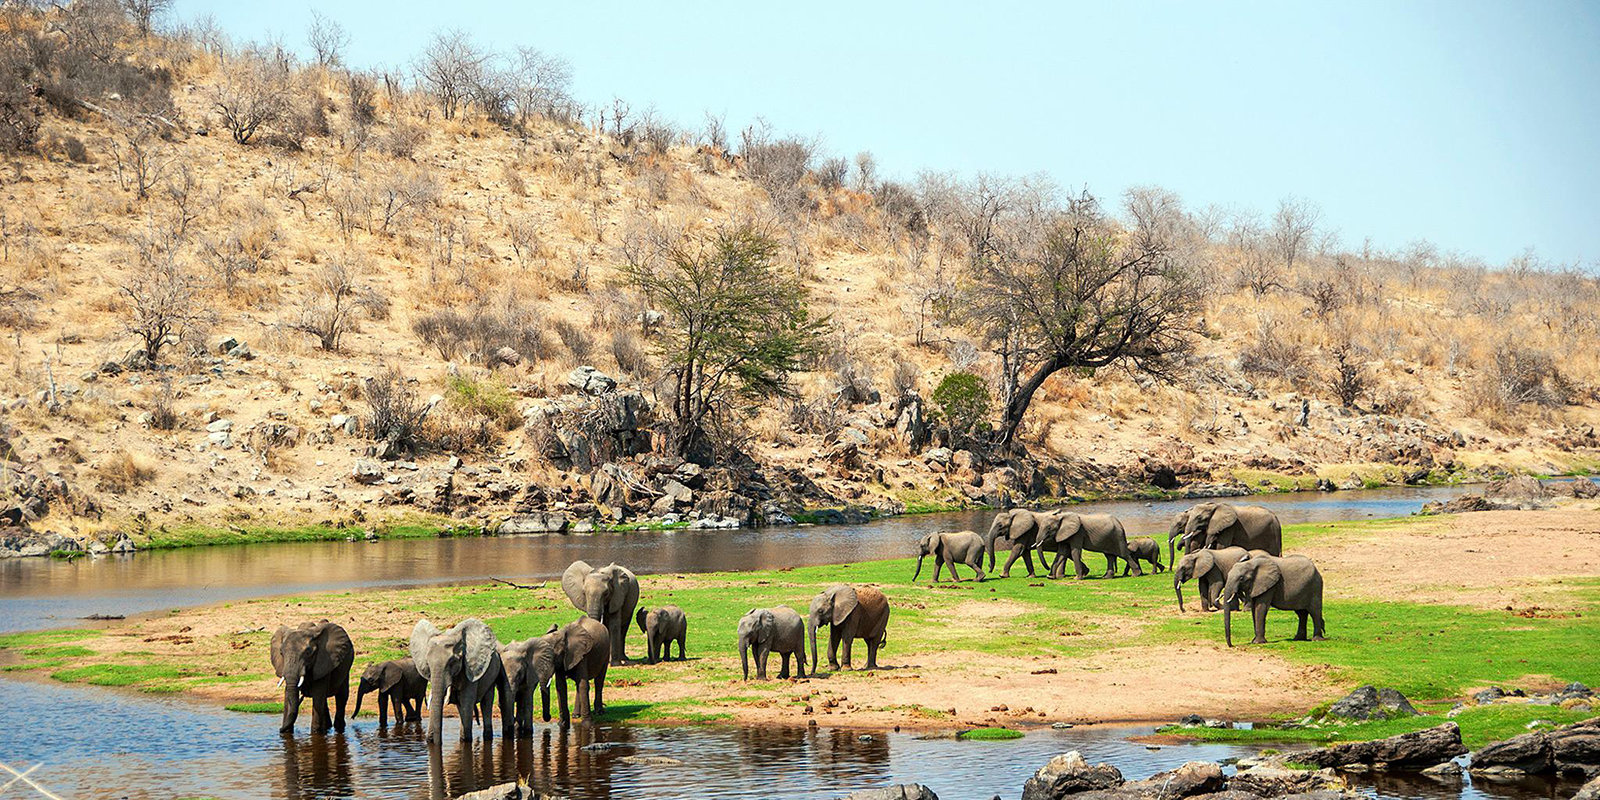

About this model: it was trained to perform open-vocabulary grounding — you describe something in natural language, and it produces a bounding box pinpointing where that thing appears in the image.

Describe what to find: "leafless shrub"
[106,120,172,199]
[212,52,289,145]
[364,367,426,454]
[1269,196,1321,270]
[119,229,208,364]
[0,79,41,154]
[1328,341,1366,407]
[816,156,848,191]
[1475,343,1566,412]
[610,330,649,377]
[377,167,439,232]
[345,71,377,127]
[199,201,279,291]
[415,29,490,120]
[1298,276,1344,320]
[378,121,426,159]
[306,10,349,68]
[411,295,549,363]
[328,176,373,238]
[786,397,842,436]
[1238,319,1309,385]
[553,319,593,360]
[1233,239,1281,296]
[292,258,374,351]
[507,215,544,269]
[890,358,920,398]
[739,121,814,213]
[505,46,573,129]
[147,377,177,429]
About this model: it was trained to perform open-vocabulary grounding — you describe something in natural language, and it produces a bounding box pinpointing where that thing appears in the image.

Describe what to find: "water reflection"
[1,485,1478,632]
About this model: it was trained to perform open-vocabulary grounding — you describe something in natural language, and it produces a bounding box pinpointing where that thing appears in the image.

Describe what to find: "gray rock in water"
[1295,722,1467,770]
[1470,716,1600,775]
[1021,751,1125,800]
[1327,685,1419,721]
[455,783,543,800]
[1573,773,1600,800]
[497,512,569,534]
[838,786,938,800]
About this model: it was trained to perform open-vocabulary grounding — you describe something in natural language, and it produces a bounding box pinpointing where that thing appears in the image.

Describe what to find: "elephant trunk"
[585,594,605,624]
[351,680,367,718]
[738,634,750,680]
[425,674,448,743]
[1174,574,1186,613]
[540,682,551,722]
[912,553,925,581]
[280,676,302,733]
[1224,605,1234,647]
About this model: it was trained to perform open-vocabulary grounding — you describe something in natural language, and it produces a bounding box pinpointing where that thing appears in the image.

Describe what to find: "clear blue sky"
[177,1,1600,267]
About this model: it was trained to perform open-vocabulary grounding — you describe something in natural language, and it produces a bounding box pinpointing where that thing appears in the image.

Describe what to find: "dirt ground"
[10,506,1599,730]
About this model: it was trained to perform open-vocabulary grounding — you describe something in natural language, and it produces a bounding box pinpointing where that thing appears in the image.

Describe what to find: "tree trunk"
[996,353,1067,449]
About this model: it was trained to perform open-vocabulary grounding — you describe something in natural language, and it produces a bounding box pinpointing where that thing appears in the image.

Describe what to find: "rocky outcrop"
[1293,722,1466,770]
[1469,716,1600,776]
[1573,773,1600,800]
[838,785,939,800]
[1326,686,1419,721]
[1022,752,1125,800]
[1549,477,1600,499]
[1021,752,1355,800]
[1485,475,1548,501]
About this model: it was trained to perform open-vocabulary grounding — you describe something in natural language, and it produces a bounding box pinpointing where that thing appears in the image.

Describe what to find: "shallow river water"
[0,678,1585,800]
[0,485,1474,632]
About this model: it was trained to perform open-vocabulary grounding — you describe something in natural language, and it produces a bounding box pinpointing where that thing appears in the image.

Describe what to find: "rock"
[86,538,109,555]
[1420,762,1462,778]
[567,366,616,395]
[216,336,240,354]
[351,461,385,485]
[1052,722,1074,729]
[492,346,522,367]
[1470,716,1600,775]
[1326,686,1419,721]
[893,393,928,450]
[1227,765,1342,798]
[1474,687,1507,704]
[580,742,626,751]
[1294,722,1467,770]
[1574,773,1600,800]
[227,343,253,360]
[496,511,570,535]
[922,447,954,466]
[1421,495,1512,515]
[1553,478,1600,499]
[330,414,357,435]
[1484,475,1547,500]
[456,783,542,800]
[616,755,683,766]
[659,478,693,507]
[111,534,136,554]
[1021,751,1125,800]
[1123,761,1226,798]
[205,418,233,433]
[838,785,939,800]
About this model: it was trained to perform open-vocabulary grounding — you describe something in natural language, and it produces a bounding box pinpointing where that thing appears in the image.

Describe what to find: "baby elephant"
[912,530,988,582]
[737,607,807,680]
[1123,536,1165,575]
[351,658,426,726]
[1221,553,1326,646]
[635,605,688,664]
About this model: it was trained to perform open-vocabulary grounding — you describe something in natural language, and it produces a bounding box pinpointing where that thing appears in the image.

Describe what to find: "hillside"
[2,7,1598,552]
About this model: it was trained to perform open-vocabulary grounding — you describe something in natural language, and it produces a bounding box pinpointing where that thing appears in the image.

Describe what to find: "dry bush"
[95,450,155,494]
[889,358,920,398]
[292,258,377,351]
[212,52,290,145]
[411,295,549,363]
[200,200,279,291]
[739,122,815,214]
[378,121,426,159]
[1238,318,1310,386]
[147,378,178,429]
[610,329,649,377]
[364,367,427,454]
[120,228,208,364]
[1327,341,1366,408]
[376,167,439,233]
[1472,343,1568,414]
[553,319,593,361]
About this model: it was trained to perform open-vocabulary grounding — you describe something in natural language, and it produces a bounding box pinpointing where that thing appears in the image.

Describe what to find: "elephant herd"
[921,502,1328,649]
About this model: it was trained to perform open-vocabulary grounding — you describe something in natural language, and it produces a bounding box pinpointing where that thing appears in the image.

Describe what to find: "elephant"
[1035,512,1140,579]
[634,605,687,664]
[1124,536,1164,575]
[912,530,988,582]
[410,617,512,743]
[1221,554,1326,646]
[1172,546,1266,612]
[737,606,807,680]
[1166,511,1189,570]
[270,620,354,735]
[351,657,426,726]
[983,508,1052,578]
[549,616,610,723]
[1181,503,1283,556]
[499,634,556,735]
[562,560,640,665]
[808,584,890,673]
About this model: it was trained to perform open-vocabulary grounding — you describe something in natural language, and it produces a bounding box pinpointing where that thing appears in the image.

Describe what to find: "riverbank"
[3,507,1597,741]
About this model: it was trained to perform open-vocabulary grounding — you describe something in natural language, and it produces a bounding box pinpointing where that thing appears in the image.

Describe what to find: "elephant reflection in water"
[428,735,526,800]
[812,725,891,771]
[280,730,352,800]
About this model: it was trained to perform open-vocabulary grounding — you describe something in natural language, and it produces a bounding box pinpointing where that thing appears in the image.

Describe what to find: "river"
[0,485,1477,632]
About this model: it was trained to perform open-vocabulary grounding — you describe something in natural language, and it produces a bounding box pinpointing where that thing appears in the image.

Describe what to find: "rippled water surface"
[0,485,1476,631]
[2,678,1584,800]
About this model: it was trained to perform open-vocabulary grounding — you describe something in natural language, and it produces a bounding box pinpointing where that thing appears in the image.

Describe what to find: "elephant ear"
[561,622,596,671]
[561,561,593,610]
[1009,510,1034,539]
[830,585,859,625]
[607,565,639,616]
[1207,505,1240,538]
[310,623,352,680]
[456,618,498,683]
[409,619,441,681]
[269,625,290,677]
[380,661,406,692]
[1193,550,1216,577]
[1055,514,1082,542]
[636,607,650,632]
[1168,512,1187,539]
[1251,559,1282,599]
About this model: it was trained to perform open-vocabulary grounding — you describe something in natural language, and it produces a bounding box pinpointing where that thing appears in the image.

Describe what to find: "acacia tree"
[966,186,1206,449]
[619,224,826,459]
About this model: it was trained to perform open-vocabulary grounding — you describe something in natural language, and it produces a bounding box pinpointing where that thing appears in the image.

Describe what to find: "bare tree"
[306,11,350,69]
[120,232,206,364]
[121,0,171,36]
[212,52,289,144]
[854,151,877,192]
[106,119,171,199]
[415,29,490,120]
[1269,196,1321,270]
[293,259,366,351]
[965,186,1205,448]
[1329,340,1367,408]
[506,46,572,128]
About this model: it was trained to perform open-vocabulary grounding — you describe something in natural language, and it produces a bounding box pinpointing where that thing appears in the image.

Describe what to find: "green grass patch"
[959,727,1024,740]
[225,702,284,714]
[0,629,102,649]
[1159,705,1595,750]
[25,645,95,659]
[142,513,458,550]
[50,663,185,687]
[49,549,87,560]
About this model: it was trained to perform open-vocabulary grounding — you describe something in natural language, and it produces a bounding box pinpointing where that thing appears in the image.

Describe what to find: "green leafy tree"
[620,224,826,458]
[931,371,992,439]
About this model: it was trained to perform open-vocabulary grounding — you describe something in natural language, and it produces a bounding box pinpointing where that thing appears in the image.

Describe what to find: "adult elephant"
[1172,546,1264,612]
[737,607,807,680]
[1166,510,1191,569]
[499,634,556,735]
[1036,512,1140,579]
[351,657,426,726]
[1221,554,1326,646]
[1182,502,1282,556]
[562,560,640,665]
[410,618,511,743]
[548,617,610,724]
[912,530,987,582]
[808,584,890,673]
[270,620,354,735]
[983,508,1051,578]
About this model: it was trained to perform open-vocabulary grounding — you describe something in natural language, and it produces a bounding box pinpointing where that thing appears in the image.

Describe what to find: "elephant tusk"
[297,675,305,688]
[277,676,285,688]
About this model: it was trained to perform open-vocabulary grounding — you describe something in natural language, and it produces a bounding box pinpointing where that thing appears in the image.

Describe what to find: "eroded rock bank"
[1021,751,1358,800]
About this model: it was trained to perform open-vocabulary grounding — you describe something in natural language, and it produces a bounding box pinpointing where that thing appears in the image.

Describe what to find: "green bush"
[932,372,991,436]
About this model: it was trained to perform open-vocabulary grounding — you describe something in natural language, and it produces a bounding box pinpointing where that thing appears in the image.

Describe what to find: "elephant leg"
[794,650,806,679]
[458,686,477,741]
[1125,550,1143,577]
[932,557,944,582]
[1294,610,1310,641]
[1251,602,1270,645]
[556,676,571,724]
[1002,547,1023,579]
[1100,553,1116,578]
[576,678,590,720]
[677,634,686,661]
[971,556,987,582]
[947,555,965,582]
[593,669,605,714]
[1022,547,1036,577]
[1070,546,1088,580]
[377,689,388,727]
[480,693,495,740]
[841,635,854,670]
[865,637,880,670]
[756,648,769,680]
[333,680,348,733]
[1200,578,1218,612]
[312,691,331,732]
[778,651,791,679]
[1312,607,1327,641]
[828,629,842,671]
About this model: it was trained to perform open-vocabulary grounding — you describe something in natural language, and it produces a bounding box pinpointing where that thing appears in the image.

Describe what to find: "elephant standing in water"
[1036,512,1140,579]
[983,508,1054,578]
[913,530,988,582]
[1181,503,1283,556]
[549,617,610,724]
[635,605,688,664]
[562,560,640,665]
[351,657,426,726]
[499,634,556,734]
[410,618,512,743]
[738,607,807,680]
[270,620,354,734]
[1172,546,1265,612]
[1221,554,1326,646]
[808,584,890,673]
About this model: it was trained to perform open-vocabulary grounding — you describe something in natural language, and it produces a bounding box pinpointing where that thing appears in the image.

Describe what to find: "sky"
[175,0,1600,268]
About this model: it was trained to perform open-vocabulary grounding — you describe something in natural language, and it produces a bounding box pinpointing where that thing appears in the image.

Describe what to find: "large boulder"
[496,513,569,534]
[1574,773,1600,800]
[838,785,939,800]
[566,366,616,395]
[1484,475,1547,501]
[1470,716,1600,776]
[456,783,546,800]
[1549,477,1600,499]
[1326,686,1420,721]
[1294,722,1467,770]
[1121,762,1226,799]
[1022,751,1126,800]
